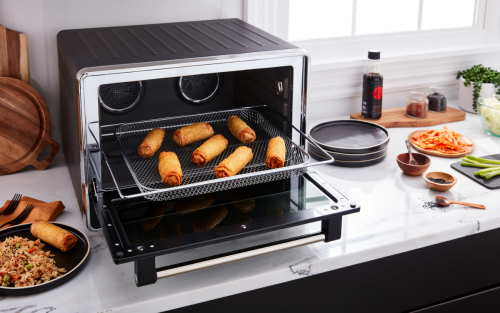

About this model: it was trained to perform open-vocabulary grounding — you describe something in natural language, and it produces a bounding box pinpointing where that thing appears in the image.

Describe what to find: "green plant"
[456,64,500,112]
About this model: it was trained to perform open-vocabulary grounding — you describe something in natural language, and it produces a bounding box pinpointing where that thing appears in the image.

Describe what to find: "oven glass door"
[95,171,358,264]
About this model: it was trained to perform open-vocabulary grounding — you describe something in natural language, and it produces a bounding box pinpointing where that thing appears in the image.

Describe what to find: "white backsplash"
[0,0,243,152]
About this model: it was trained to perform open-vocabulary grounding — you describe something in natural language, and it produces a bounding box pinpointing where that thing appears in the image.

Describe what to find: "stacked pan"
[308,120,389,167]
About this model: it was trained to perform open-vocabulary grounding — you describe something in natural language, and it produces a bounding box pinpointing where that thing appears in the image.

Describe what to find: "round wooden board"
[0,77,59,174]
[408,130,474,158]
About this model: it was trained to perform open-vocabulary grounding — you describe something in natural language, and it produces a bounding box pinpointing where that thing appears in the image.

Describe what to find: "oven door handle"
[133,234,326,286]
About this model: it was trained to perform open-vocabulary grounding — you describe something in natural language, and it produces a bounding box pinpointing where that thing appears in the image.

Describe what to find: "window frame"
[244,0,499,63]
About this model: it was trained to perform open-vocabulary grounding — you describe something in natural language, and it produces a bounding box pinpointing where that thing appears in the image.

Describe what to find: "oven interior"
[97,66,294,191]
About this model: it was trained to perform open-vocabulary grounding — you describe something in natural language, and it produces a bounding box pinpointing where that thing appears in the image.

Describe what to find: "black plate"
[0,222,90,296]
[308,147,388,167]
[308,142,388,161]
[309,120,390,154]
[450,154,500,189]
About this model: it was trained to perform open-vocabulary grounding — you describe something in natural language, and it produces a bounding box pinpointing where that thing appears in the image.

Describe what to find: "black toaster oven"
[57,18,360,286]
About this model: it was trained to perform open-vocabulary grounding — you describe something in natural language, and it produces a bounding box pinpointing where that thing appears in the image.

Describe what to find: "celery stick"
[478,167,500,174]
[461,162,499,169]
[464,155,500,165]
[483,170,500,180]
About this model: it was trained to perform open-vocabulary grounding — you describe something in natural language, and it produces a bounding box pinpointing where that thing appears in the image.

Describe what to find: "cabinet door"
[412,286,500,313]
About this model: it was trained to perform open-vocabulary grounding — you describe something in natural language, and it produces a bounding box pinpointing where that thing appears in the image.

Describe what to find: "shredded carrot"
[411,125,473,154]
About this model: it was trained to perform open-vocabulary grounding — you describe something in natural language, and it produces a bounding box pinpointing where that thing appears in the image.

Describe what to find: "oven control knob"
[350,202,357,208]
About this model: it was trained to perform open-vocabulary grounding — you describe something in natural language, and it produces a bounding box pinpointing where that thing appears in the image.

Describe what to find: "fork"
[0,204,34,229]
[0,194,22,216]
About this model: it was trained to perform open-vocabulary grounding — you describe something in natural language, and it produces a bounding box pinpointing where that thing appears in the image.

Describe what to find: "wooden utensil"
[350,106,465,128]
[0,23,29,84]
[407,130,474,158]
[435,196,485,210]
[405,140,417,165]
[0,77,59,175]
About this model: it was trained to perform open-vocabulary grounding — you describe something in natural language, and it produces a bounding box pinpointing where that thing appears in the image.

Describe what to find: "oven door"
[92,169,359,286]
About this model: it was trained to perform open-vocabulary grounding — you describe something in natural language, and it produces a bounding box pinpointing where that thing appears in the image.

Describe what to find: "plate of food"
[408,125,475,158]
[0,221,89,296]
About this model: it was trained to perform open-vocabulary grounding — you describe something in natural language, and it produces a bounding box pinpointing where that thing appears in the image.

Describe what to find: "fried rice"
[0,236,66,287]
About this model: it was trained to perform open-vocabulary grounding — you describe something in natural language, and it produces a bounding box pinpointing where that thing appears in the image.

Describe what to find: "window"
[289,0,478,41]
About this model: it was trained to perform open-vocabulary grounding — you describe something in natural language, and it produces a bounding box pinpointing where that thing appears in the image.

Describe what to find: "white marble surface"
[0,102,499,313]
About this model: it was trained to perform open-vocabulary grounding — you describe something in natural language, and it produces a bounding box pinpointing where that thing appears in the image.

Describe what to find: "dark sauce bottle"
[361,50,383,119]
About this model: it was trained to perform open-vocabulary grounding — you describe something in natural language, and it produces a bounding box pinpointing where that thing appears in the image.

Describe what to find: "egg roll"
[214,146,253,178]
[191,135,228,166]
[140,203,167,231]
[138,128,165,158]
[158,151,182,186]
[30,220,77,252]
[227,188,255,213]
[227,116,256,143]
[193,206,228,232]
[172,122,214,146]
[174,195,215,215]
[266,136,286,169]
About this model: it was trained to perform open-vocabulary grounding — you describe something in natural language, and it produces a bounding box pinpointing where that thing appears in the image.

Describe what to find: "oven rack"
[89,105,334,201]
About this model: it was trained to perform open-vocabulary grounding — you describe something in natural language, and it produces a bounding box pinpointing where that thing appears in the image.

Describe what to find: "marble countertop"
[1,103,499,313]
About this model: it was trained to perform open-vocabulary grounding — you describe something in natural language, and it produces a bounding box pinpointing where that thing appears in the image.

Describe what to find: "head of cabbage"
[479,96,500,136]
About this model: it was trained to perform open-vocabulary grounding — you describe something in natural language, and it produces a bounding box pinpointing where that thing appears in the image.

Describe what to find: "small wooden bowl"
[396,153,431,176]
[423,171,457,191]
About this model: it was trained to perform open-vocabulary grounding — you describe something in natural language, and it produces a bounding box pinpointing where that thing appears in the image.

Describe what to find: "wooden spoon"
[406,140,417,165]
[435,196,485,210]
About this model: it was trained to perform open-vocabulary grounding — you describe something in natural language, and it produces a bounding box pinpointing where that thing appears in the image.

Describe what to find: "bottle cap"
[368,50,380,60]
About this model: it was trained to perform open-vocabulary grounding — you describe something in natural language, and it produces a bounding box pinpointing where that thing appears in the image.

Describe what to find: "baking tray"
[106,107,330,201]
[309,120,390,154]
[450,154,500,189]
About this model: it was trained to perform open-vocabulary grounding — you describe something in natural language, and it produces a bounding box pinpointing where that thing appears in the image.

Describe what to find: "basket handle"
[258,105,334,164]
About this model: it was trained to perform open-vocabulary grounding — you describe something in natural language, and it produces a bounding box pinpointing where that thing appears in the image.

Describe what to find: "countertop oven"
[58,18,360,286]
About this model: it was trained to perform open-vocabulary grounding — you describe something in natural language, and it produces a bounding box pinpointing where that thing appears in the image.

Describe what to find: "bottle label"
[372,87,383,100]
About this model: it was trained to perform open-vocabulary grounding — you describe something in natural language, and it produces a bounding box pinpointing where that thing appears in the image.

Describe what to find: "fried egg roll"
[140,203,167,231]
[227,188,255,213]
[192,206,228,232]
[174,195,215,215]
[158,152,182,186]
[138,128,165,158]
[172,122,214,146]
[191,134,228,166]
[214,146,253,178]
[227,116,256,143]
[266,136,286,169]
[30,220,77,252]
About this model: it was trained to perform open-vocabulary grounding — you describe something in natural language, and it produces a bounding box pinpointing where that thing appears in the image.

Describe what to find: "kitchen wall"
[0,0,243,154]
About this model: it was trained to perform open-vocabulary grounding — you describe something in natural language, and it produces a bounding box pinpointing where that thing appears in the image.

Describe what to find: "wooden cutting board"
[0,77,59,175]
[350,106,466,128]
[0,23,30,84]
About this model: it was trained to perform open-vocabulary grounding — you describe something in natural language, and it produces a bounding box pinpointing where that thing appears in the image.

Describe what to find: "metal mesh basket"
[114,108,309,201]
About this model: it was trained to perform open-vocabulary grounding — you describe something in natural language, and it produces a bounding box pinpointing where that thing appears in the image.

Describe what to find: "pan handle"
[258,104,334,163]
